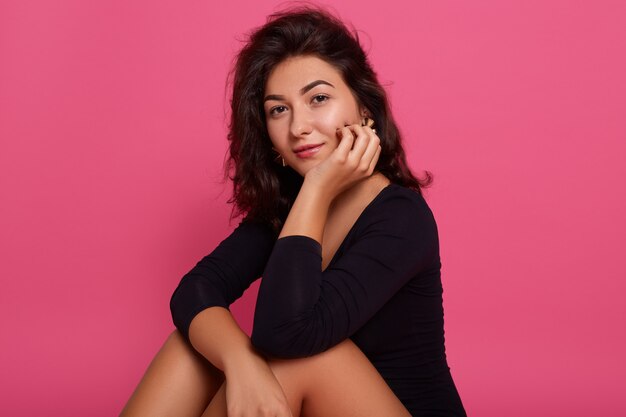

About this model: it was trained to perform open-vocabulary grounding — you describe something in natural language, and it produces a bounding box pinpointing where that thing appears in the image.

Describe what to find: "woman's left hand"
[304,123,381,199]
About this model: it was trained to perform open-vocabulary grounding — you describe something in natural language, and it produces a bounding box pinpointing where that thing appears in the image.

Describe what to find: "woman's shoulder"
[351,182,438,239]
[350,182,439,262]
[232,214,280,243]
[369,182,433,217]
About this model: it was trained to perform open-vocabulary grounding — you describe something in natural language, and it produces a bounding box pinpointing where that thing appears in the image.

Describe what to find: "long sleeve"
[251,188,439,358]
[170,217,277,342]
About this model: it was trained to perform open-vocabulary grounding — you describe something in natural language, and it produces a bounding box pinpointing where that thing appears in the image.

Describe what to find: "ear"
[359,106,372,119]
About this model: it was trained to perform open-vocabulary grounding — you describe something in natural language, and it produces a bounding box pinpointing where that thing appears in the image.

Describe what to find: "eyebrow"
[264,80,335,103]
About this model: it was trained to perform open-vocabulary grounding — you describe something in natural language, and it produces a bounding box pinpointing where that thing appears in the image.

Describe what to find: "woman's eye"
[312,94,329,104]
[269,105,287,116]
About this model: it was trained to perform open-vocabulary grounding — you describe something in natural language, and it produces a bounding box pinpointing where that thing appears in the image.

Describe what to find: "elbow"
[249,328,303,359]
[250,326,292,358]
[169,285,182,324]
[250,322,320,359]
[169,281,190,324]
[168,278,229,343]
[250,332,273,356]
[169,285,191,340]
[169,284,181,312]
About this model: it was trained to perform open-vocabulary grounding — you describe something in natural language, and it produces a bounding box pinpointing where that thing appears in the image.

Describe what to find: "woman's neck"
[330,172,391,213]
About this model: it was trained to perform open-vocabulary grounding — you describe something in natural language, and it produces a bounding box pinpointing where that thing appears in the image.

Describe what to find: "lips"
[293,143,325,159]
[294,143,324,153]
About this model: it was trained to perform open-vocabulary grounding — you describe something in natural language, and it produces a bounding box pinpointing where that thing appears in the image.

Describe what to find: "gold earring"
[271,147,287,167]
[362,117,376,133]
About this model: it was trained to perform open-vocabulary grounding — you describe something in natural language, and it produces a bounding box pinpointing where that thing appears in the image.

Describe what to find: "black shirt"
[170,183,466,416]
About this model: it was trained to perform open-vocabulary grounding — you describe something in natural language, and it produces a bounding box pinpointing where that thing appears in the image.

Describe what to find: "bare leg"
[200,339,410,417]
[120,329,225,417]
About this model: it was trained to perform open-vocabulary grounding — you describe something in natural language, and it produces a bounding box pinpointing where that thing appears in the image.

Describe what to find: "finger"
[362,124,377,137]
[336,126,356,157]
[351,124,379,170]
[346,124,373,163]
[362,126,380,158]
[367,145,382,174]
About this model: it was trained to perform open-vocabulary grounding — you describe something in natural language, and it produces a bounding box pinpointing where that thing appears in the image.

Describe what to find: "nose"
[289,107,313,138]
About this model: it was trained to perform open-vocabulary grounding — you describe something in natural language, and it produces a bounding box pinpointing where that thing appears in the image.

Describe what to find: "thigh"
[273,339,411,417]
[120,329,225,417]
[201,339,410,417]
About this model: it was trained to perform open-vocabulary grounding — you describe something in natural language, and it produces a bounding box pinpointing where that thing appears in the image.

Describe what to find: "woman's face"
[263,55,365,176]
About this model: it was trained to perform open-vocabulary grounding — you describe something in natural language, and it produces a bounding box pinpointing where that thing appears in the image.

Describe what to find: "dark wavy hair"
[223,5,433,234]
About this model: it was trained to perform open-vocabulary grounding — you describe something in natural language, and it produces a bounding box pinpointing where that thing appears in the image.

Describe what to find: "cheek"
[317,107,353,132]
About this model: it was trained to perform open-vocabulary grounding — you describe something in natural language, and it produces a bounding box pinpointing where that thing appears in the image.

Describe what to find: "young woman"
[121,7,466,417]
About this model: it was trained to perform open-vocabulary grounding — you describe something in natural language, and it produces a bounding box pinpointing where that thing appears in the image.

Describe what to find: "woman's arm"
[188,306,259,372]
[170,220,293,416]
[251,190,438,358]
[276,125,379,244]
[252,126,438,357]
[169,217,276,342]
[188,307,293,417]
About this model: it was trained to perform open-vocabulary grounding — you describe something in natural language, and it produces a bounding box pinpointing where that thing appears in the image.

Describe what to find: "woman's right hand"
[303,123,381,201]
[223,351,293,417]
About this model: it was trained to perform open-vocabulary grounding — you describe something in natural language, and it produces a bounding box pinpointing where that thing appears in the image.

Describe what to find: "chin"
[290,163,316,178]
[293,167,308,177]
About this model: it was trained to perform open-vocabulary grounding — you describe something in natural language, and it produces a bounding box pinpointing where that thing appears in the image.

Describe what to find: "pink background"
[1,1,625,415]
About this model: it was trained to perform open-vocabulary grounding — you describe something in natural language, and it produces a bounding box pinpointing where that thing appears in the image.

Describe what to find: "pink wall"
[1,1,625,415]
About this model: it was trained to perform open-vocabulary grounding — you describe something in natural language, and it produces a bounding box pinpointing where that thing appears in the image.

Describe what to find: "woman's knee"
[162,330,201,359]
[163,329,224,376]
[164,328,193,349]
